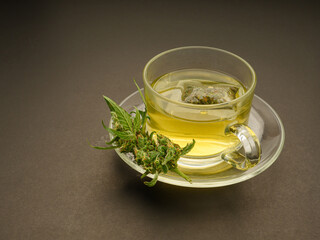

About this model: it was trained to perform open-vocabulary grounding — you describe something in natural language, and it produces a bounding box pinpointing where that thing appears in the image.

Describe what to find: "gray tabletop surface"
[1,1,319,240]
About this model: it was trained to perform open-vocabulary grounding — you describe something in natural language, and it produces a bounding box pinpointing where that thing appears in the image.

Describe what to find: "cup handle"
[221,124,261,170]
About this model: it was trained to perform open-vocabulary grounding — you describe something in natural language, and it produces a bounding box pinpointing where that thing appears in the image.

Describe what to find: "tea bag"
[182,85,239,104]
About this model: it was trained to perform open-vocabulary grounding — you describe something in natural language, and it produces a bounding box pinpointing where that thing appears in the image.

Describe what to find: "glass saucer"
[111,89,285,188]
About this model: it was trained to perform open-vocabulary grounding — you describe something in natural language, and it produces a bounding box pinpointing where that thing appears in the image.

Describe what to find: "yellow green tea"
[146,69,252,157]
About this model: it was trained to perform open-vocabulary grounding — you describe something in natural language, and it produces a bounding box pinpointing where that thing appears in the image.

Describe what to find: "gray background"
[1,1,319,239]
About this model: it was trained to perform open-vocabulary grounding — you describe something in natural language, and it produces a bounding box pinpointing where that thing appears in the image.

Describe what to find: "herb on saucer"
[90,81,195,187]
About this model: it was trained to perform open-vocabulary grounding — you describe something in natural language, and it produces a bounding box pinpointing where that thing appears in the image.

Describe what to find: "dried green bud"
[90,81,196,187]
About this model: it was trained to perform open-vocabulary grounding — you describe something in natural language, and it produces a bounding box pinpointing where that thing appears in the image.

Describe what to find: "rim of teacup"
[143,46,256,109]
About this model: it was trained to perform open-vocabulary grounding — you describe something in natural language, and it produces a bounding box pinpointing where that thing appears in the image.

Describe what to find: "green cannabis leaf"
[91,81,195,187]
[103,96,133,132]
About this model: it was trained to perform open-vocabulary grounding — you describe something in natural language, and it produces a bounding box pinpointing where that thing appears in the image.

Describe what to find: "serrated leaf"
[89,145,119,150]
[101,120,108,131]
[139,110,146,122]
[139,110,148,134]
[133,107,142,132]
[134,79,146,106]
[103,96,133,132]
[107,128,135,140]
[104,97,115,112]
[87,139,119,150]
[181,139,196,156]
[105,136,119,145]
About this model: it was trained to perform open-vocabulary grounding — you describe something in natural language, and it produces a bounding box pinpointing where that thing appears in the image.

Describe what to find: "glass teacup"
[143,46,261,174]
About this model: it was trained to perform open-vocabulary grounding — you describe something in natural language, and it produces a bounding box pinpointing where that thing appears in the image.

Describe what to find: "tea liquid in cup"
[143,47,260,174]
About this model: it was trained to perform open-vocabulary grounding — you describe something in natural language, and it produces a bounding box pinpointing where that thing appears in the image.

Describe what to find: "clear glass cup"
[143,46,261,174]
